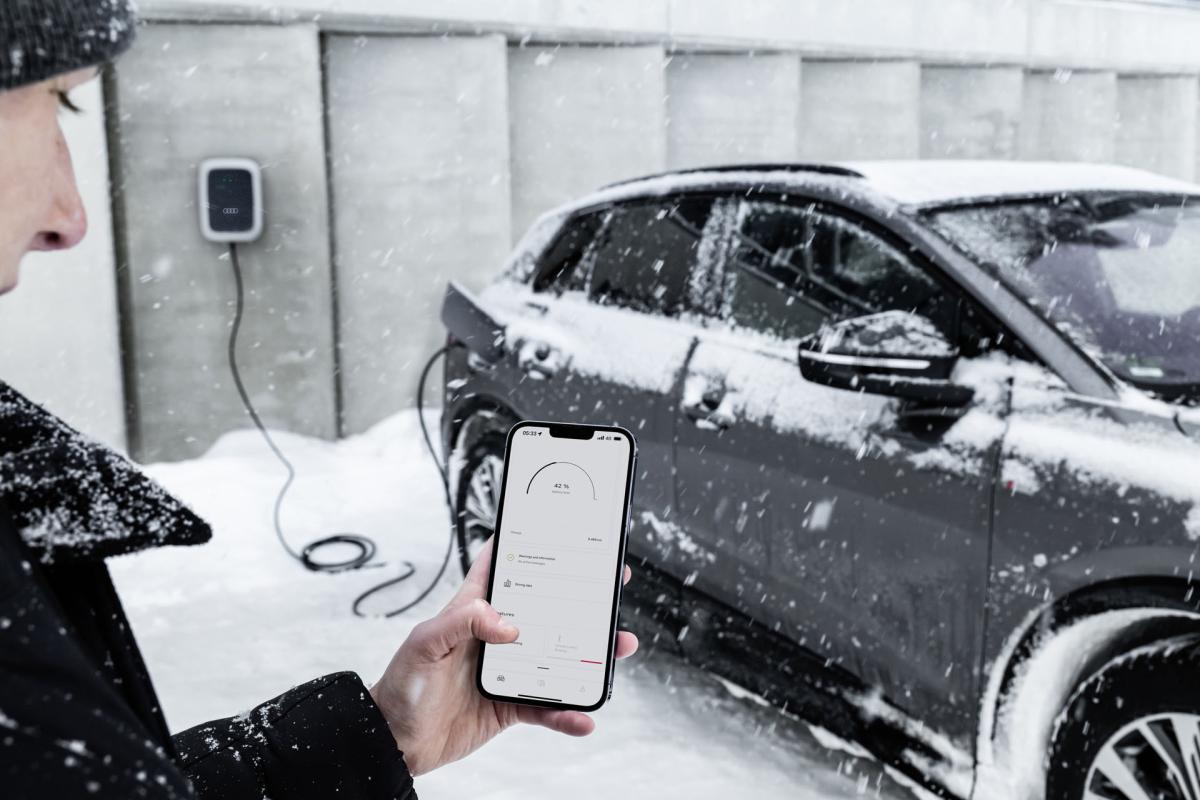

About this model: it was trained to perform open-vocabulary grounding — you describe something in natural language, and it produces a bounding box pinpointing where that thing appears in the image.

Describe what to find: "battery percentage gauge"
[526,461,597,500]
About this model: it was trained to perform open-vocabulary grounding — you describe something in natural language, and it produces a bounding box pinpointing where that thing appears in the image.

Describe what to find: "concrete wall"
[1019,69,1118,162]
[0,79,127,450]
[508,44,667,238]
[140,0,1200,73]
[1115,75,1199,181]
[325,34,512,435]
[920,65,1024,159]
[799,60,921,161]
[665,53,801,170]
[12,2,1200,458]
[109,24,337,461]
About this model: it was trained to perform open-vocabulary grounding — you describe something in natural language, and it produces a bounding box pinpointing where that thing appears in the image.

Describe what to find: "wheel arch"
[986,575,1200,720]
[444,392,521,451]
[976,572,1200,794]
[444,392,521,494]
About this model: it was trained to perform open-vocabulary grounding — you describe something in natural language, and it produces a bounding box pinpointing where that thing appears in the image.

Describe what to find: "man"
[0,2,638,798]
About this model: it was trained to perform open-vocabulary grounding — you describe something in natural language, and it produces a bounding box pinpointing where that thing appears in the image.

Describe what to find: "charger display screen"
[480,424,634,708]
[207,168,255,233]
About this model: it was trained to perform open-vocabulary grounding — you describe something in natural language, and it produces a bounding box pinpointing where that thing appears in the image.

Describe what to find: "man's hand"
[368,536,638,776]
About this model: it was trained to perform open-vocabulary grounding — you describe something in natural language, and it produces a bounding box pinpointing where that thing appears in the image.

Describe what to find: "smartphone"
[476,420,637,711]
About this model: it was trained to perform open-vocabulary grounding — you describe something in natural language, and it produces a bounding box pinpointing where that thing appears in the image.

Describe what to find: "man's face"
[0,68,96,295]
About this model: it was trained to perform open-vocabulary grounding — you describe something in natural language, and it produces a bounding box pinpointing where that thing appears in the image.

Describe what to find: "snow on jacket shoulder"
[0,382,416,800]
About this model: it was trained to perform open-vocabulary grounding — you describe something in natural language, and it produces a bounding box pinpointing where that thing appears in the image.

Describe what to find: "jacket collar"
[0,382,211,564]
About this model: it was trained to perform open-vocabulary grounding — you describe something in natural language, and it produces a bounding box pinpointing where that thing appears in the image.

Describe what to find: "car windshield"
[926,193,1200,403]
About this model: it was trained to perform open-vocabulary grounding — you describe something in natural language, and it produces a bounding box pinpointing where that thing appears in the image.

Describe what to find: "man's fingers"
[623,563,632,585]
[615,630,638,659]
[516,706,595,737]
[413,597,517,660]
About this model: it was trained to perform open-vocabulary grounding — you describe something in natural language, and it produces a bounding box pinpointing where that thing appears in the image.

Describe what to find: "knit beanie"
[0,0,137,91]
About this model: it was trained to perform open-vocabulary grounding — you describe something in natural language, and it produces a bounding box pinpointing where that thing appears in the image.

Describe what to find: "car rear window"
[531,210,609,293]
[585,197,714,317]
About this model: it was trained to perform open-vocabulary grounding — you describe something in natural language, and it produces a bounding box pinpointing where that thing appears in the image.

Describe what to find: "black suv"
[441,161,1200,800]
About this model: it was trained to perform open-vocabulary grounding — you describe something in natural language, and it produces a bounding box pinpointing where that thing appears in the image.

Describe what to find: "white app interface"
[482,425,632,706]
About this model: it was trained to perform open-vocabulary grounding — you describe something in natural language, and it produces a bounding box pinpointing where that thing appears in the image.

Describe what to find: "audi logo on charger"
[222,207,240,215]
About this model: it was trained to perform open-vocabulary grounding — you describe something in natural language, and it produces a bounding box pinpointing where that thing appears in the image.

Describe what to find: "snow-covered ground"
[109,410,906,800]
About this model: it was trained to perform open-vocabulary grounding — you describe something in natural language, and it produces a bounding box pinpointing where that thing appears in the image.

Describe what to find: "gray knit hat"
[1,0,137,91]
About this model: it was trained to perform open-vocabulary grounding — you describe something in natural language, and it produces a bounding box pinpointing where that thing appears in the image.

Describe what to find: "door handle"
[683,393,732,430]
[523,300,549,316]
[517,340,560,380]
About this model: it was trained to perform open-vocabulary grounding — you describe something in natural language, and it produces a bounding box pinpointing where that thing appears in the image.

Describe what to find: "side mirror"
[798,311,974,407]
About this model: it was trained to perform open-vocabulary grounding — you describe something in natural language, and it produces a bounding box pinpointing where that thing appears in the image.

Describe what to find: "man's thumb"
[416,598,518,659]
[464,598,520,645]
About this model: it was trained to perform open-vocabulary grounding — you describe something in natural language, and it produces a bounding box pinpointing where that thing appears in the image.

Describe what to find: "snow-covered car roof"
[574,160,1200,216]
[841,160,1200,206]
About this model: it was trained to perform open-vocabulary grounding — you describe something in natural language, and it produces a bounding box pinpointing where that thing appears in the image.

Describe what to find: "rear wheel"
[454,431,506,575]
[1048,635,1200,800]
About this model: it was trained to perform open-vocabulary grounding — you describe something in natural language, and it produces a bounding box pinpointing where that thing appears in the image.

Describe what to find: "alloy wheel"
[462,452,503,565]
[1084,713,1200,800]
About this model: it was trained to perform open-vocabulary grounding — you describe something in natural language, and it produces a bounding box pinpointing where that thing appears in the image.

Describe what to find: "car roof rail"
[601,163,866,190]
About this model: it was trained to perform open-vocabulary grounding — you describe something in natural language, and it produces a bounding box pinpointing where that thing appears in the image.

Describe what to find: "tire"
[453,430,506,576]
[1047,633,1200,800]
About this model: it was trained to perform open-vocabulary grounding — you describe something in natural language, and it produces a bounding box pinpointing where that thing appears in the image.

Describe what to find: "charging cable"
[225,242,458,617]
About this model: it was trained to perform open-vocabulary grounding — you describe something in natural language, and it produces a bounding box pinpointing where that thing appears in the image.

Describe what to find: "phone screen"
[477,421,636,710]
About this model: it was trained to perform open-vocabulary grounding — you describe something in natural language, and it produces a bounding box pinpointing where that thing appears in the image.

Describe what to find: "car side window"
[727,202,833,340]
[808,214,954,332]
[585,197,714,317]
[727,200,959,343]
[531,210,609,293]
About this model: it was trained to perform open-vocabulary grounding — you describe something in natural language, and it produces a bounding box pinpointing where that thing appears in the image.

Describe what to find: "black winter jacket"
[0,383,417,799]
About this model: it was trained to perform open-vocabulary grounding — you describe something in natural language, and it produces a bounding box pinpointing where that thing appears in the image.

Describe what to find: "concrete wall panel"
[509,45,667,238]
[1115,75,1198,181]
[110,24,336,461]
[1019,69,1117,163]
[1028,0,1200,73]
[920,66,1024,159]
[799,60,920,161]
[665,52,801,170]
[670,0,1028,65]
[0,80,127,450]
[325,34,512,434]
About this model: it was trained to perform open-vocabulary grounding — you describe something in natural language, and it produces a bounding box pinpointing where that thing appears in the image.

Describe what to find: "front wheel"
[453,431,506,575]
[1048,634,1200,800]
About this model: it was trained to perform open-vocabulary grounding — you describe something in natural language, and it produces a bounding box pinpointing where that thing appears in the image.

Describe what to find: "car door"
[673,197,1006,738]
[505,196,717,569]
[806,214,1011,744]
[672,196,882,674]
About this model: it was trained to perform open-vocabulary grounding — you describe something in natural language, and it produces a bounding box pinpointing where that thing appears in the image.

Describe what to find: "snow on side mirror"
[798,310,974,407]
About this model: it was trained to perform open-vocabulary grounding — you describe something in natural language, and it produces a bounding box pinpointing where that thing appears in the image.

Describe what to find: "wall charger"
[198,157,263,243]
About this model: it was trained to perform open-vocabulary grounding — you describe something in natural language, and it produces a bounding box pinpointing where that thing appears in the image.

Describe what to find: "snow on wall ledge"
[138,0,1200,73]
